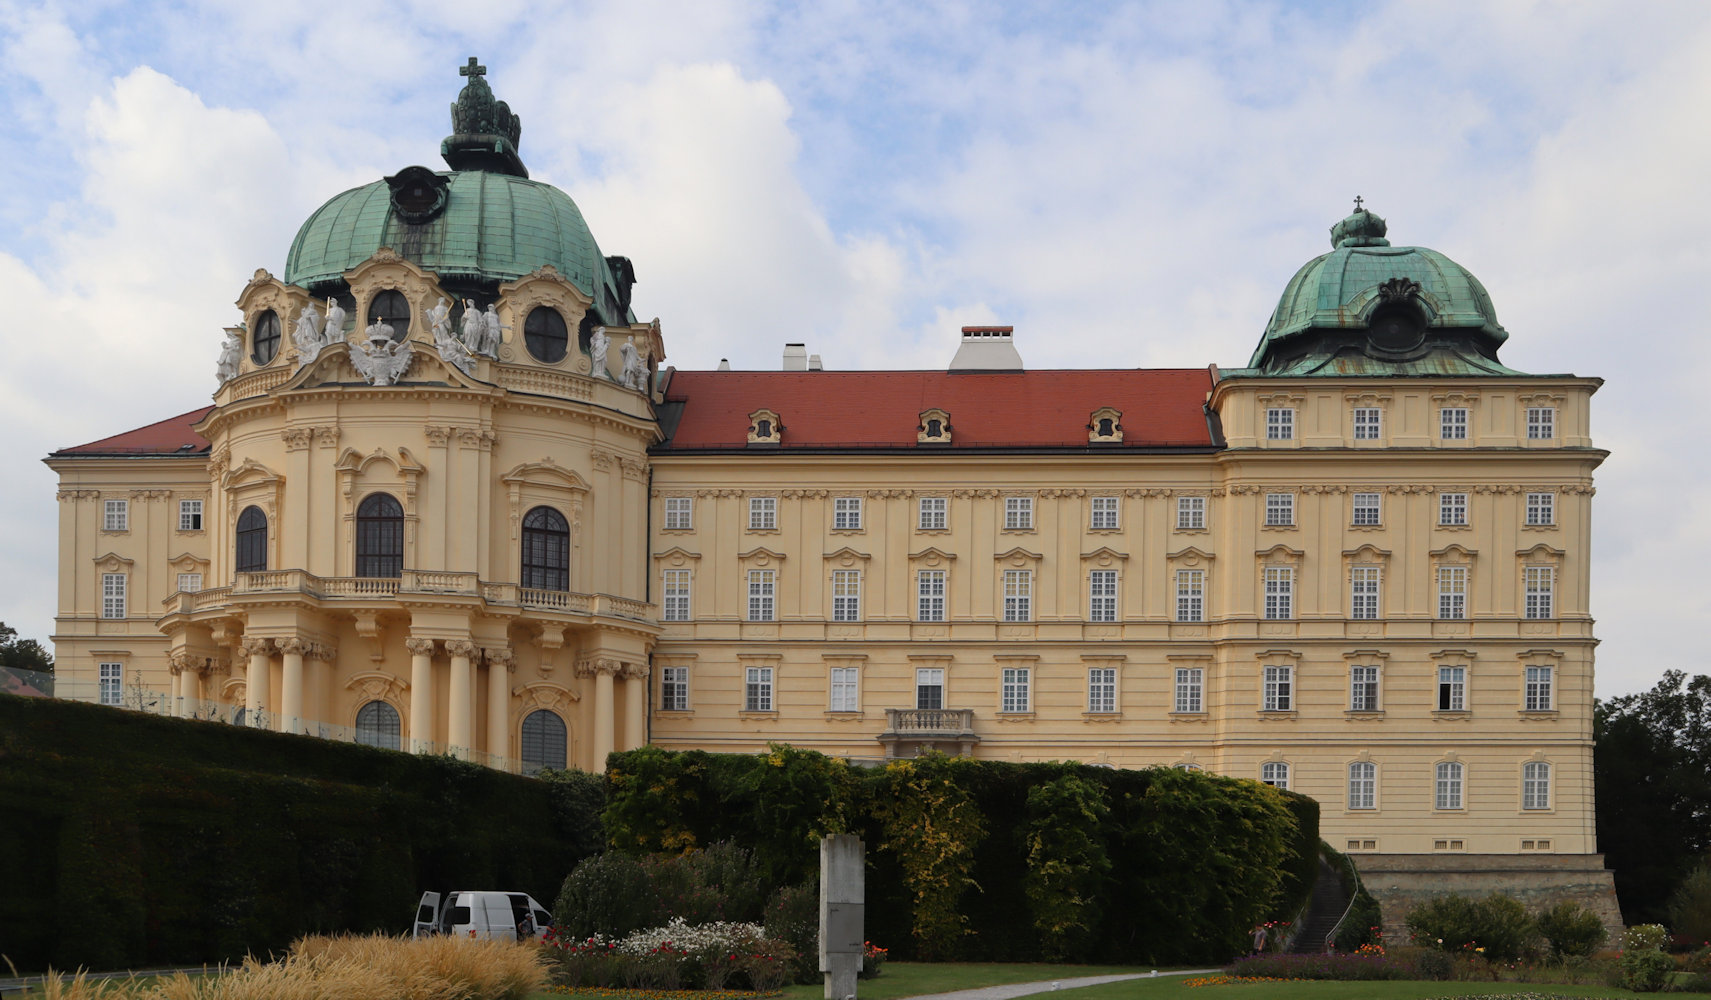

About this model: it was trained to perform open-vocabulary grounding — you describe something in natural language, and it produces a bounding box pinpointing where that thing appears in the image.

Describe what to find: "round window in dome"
[1368,303,1425,354]
[368,290,410,342]
[251,309,281,365]
[524,306,568,363]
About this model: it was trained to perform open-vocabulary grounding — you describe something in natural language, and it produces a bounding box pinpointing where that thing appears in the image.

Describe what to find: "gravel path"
[887,968,1224,1000]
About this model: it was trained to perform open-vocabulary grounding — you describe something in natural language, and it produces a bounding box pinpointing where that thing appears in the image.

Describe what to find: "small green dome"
[1246,205,1509,374]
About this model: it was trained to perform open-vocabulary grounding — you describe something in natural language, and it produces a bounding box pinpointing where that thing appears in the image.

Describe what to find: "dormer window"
[1088,406,1123,444]
[367,290,411,341]
[524,306,568,363]
[251,309,281,365]
[747,409,782,446]
[918,408,952,445]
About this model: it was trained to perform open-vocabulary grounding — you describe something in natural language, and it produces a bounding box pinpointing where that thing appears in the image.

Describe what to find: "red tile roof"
[660,370,1216,450]
[51,406,214,457]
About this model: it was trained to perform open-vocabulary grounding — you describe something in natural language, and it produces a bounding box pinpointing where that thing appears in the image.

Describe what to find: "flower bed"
[546,918,794,992]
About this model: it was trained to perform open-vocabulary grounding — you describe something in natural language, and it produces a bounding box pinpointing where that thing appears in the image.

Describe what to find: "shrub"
[1406,892,1537,962]
[873,754,986,960]
[1624,923,1671,952]
[1022,773,1112,960]
[1670,861,1711,947]
[764,880,820,983]
[1410,946,1453,980]
[1536,901,1607,958]
[1621,947,1677,992]
[644,841,766,925]
[860,940,889,979]
[554,852,654,938]
[1225,952,1412,980]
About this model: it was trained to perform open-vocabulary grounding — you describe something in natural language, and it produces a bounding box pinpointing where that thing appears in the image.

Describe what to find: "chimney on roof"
[717,358,731,371]
[808,354,823,371]
[949,326,1023,371]
[783,343,808,371]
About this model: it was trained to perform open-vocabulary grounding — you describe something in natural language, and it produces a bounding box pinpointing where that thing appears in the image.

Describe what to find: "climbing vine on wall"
[1023,773,1113,960]
[873,754,987,960]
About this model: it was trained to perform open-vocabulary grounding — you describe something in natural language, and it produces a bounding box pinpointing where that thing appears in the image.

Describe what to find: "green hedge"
[603,747,1318,965]
[0,693,604,972]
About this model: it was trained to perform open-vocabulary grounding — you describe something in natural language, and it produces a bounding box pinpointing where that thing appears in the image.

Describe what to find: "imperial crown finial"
[442,56,528,178]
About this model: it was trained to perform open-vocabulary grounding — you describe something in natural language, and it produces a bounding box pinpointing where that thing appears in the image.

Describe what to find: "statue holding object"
[619,339,648,391]
[322,297,346,344]
[589,326,609,378]
[216,330,243,384]
[428,296,474,375]
[292,300,324,367]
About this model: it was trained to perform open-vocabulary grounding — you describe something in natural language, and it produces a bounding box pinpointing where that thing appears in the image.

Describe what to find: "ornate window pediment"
[1166,545,1215,566]
[738,547,787,569]
[1256,543,1305,567]
[823,546,871,567]
[748,409,782,446]
[994,546,1043,568]
[1088,407,1123,443]
[499,266,593,370]
[1080,546,1128,569]
[652,546,701,567]
[908,546,957,569]
[92,551,134,573]
[1342,543,1392,566]
[918,408,952,445]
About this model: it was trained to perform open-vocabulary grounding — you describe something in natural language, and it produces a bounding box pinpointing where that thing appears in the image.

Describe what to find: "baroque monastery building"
[45,63,1619,928]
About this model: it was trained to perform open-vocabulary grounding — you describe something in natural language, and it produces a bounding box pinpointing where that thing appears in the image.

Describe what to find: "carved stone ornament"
[445,639,479,659]
[216,329,243,384]
[1377,277,1422,305]
[350,322,414,385]
[404,637,438,657]
[426,296,475,374]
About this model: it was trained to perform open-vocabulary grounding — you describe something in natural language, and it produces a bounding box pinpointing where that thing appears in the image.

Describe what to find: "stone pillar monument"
[820,834,864,1000]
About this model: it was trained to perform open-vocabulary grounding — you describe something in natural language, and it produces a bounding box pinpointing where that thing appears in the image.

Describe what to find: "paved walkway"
[897,969,1224,1000]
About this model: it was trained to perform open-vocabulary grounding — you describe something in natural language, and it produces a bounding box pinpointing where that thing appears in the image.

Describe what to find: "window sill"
[1261,522,1297,530]
[824,710,866,720]
[1344,710,1386,721]
[1433,710,1472,720]
[914,527,950,534]
[1169,711,1209,723]
[660,527,696,533]
[744,527,780,534]
[1257,710,1298,721]
[1172,526,1208,534]
[175,528,206,535]
[656,709,695,717]
[1000,527,1037,534]
[995,712,1035,722]
[1087,527,1122,533]
[1082,711,1123,722]
[1436,523,1472,530]
[1348,523,1385,531]
[100,529,131,535]
[737,710,778,719]
[829,528,866,535]
[1521,522,1559,530]
[1517,710,1560,721]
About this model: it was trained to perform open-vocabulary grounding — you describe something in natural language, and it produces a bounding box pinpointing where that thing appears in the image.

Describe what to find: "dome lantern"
[442,57,527,178]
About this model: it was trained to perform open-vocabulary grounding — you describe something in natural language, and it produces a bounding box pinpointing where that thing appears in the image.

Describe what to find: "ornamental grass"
[26,933,549,1000]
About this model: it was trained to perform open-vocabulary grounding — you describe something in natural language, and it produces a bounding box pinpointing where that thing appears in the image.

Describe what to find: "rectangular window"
[98,662,123,706]
[1350,565,1380,620]
[1088,570,1118,622]
[1439,492,1468,526]
[1438,665,1467,711]
[1436,762,1464,810]
[915,667,944,710]
[664,497,693,530]
[747,569,775,621]
[1352,492,1381,526]
[1527,406,1556,439]
[744,666,774,712]
[1350,665,1380,711]
[1263,664,1293,711]
[1525,566,1555,619]
[660,666,689,710]
[1523,761,1551,810]
[833,496,863,530]
[918,496,947,530]
[748,496,776,530]
[1526,492,1555,526]
[1090,496,1119,530]
[832,569,862,622]
[662,569,691,622]
[1174,667,1204,713]
[1261,762,1290,789]
[1348,762,1376,810]
[103,499,128,531]
[1001,667,1031,713]
[101,573,127,619]
[1266,407,1295,440]
[1004,496,1033,530]
[1264,567,1293,620]
[1440,406,1469,440]
[1002,569,1032,622]
[829,666,859,712]
[178,499,203,531]
[1177,495,1205,530]
[1353,407,1381,440]
[1087,667,1116,713]
[1525,665,1554,711]
[1175,569,1205,622]
[176,572,203,594]
[1265,493,1294,526]
[1437,566,1467,619]
[917,570,946,622]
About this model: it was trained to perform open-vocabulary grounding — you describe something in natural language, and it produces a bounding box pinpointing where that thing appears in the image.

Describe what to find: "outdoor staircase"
[1289,856,1352,953]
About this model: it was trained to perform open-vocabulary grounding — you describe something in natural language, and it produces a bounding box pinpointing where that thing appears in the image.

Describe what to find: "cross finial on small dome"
[461,57,486,79]
[1353,195,1364,212]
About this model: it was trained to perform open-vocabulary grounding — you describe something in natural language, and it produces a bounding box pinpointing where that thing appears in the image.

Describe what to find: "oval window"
[524,307,568,363]
[368,290,410,341]
[251,310,281,365]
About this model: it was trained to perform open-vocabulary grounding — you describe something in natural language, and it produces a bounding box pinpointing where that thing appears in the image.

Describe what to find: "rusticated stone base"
[1352,854,1623,945]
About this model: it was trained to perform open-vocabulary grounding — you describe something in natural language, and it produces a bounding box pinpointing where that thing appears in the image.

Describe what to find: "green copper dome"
[1242,204,1515,376]
[282,58,635,325]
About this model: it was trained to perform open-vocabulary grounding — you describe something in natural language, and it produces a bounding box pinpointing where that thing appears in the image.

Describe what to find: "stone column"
[205,656,230,720]
[446,639,477,759]
[405,637,436,753]
[580,657,618,769]
[622,662,650,751]
[167,651,189,718]
[278,637,307,735]
[308,643,337,736]
[485,649,514,769]
[240,637,272,727]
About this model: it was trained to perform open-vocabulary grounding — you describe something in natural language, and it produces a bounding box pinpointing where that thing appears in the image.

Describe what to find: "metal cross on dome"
[461,57,486,79]
[1353,195,1364,212]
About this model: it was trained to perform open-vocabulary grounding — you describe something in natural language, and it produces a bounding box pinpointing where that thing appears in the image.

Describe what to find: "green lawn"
[1040,977,1658,1000]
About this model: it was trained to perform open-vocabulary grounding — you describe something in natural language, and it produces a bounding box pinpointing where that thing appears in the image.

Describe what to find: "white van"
[413,890,554,941]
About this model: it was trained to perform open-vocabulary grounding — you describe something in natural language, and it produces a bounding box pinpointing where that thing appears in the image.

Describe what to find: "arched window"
[368,290,410,341]
[755,419,772,438]
[521,506,570,591]
[926,418,943,437]
[524,306,568,363]
[1260,761,1289,789]
[252,309,281,364]
[355,700,401,750]
[520,709,567,774]
[235,506,268,573]
[356,493,404,577]
[1097,417,1115,436]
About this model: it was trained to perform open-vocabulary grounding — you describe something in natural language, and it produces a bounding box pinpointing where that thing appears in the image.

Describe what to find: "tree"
[0,621,53,673]
[1595,670,1711,924]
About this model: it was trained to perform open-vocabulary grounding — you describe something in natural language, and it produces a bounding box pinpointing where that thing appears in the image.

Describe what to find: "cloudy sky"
[1,1,1706,697]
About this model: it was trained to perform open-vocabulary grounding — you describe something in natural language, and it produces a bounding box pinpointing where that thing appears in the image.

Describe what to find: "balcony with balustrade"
[878,707,980,758]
